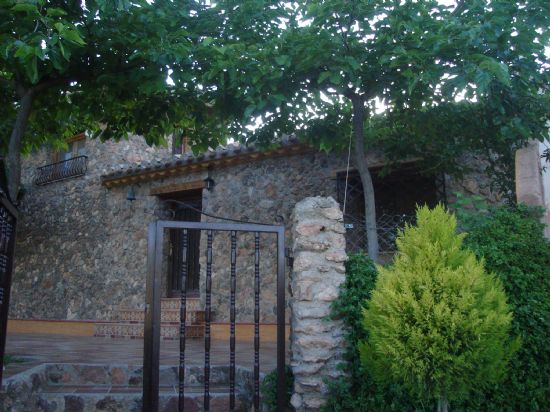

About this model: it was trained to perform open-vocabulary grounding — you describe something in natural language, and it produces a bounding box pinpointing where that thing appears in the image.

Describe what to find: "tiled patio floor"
[4,333,279,379]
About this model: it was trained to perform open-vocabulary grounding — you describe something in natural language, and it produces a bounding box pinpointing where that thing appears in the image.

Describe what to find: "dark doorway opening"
[163,189,202,297]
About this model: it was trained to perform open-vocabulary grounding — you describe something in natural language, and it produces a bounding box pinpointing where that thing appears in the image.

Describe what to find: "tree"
[196,0,549,261]
[360,205,518,412]
[0,0,229,202]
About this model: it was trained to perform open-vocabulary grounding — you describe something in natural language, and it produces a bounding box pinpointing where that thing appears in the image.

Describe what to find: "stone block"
[292,251,320,272]
[290,393,303,409]
[296,334,340,350]
[294,280,315,301]
[320,207,343,221]
[325,251,347,263]
[292,302,332,319]
[314,284,339,301]
[295,223,325,237]
[291,318,333,334]
[289,362,325,375]
[294,237,332,252]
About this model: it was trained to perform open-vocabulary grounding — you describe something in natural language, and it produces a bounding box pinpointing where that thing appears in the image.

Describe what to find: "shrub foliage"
[261,365,294,411]
[324,204,547,411]
[458,204,550,411]
[322,254,424,411]
[360,205,516,409]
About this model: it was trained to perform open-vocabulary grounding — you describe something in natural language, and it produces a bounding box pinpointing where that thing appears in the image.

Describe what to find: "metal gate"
[0,194,18,387]
[142,220,286,411]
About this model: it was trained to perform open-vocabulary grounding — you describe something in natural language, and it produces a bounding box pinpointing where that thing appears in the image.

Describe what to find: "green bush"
[324,203,547,411]
[322,254,425,412]
[261,365,294,411]
[457,203,550,411]
[360,205,516,410]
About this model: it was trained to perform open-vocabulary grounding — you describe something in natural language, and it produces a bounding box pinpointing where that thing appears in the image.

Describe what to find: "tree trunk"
[6,89,34,203]
[437,397,449,412]
[350,94,379,261]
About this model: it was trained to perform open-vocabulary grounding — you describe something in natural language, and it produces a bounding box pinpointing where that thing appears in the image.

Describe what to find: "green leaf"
[407,77,419,95]
[11,3,38,13]
[345,56,360,71]
[46,8,67,17]
[49,49,64,70]
[330,72,342,85]
[14,43,33,59]
[318,71,332,84]
[61,29,86,46]
[58,40,71,61]
[478,59,510,87]
[275,55,289,66]
[23,55,38,83]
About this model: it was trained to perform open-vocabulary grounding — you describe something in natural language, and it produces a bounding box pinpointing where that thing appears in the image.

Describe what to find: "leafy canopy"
[0,0,230,154]
[199,0,549,193]
[360,205,517,404]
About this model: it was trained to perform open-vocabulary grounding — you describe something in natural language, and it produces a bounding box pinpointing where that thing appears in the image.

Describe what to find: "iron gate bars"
[0,195,17,387]
[143,221,286,412]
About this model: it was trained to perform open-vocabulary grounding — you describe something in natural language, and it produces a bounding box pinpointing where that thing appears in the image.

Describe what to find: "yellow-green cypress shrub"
[360,205,518,411]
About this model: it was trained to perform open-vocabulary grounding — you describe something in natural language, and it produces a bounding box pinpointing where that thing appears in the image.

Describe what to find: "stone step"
[93,322,204,339]
[39,389,251,411]
[42,383,239,394]
[117,308,205,324]
[43,364,257,388]
[4,363,260,411]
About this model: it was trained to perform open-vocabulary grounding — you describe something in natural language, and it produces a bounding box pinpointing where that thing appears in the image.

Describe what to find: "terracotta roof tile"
[101,137,311,188]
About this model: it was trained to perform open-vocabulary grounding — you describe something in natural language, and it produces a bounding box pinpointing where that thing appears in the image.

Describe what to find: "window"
[35,134,88,185]
[54,133,86,162]
[337,166,446,256]
[172,134,191,155]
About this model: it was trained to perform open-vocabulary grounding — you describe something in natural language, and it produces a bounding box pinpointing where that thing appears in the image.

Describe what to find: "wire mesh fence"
[336,167,446,257]
[343,213,415,254]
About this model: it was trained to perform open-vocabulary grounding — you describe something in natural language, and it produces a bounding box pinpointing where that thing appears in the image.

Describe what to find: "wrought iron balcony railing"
[34,155,88,186]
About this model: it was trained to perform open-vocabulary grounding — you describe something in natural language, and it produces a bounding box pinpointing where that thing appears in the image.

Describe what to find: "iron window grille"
[337,168,446,255]
[34,155,88,186]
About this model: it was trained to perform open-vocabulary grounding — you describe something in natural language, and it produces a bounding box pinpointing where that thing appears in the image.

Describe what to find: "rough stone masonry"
[290,197,347,411]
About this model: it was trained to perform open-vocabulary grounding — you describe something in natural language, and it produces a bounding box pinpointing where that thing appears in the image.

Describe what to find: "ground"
[2,333,280,411]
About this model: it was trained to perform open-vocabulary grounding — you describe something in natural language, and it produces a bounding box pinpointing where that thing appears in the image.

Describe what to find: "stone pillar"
[516,140,550,238]
[289,197,347,411]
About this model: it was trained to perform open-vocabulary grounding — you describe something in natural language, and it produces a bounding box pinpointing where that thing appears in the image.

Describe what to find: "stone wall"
[10,133,497,323]
[197,151,357,323]
[10,136,357,322]
[11,135,169,320]
[289,197,347,411]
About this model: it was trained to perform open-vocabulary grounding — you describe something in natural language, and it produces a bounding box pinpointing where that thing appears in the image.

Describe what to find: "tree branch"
[350,93,380,261]
[452,0,467,16]
[7,89,35,202]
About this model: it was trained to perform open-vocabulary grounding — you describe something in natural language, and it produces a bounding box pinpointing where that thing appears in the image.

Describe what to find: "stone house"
[8,133,491,338]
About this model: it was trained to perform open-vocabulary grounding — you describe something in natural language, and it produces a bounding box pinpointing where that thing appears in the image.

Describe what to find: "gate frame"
[0,194,18,387]
[143,220,286,411]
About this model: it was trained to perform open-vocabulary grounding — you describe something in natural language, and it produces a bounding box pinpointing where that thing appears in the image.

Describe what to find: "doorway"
[165,190,202,297]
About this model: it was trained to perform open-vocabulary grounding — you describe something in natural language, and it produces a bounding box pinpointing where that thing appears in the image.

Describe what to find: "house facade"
[8,134,494,333]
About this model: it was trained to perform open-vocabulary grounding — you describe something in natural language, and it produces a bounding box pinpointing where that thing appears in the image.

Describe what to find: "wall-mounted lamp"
[126,186,137,201]
[204,177,215,191]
